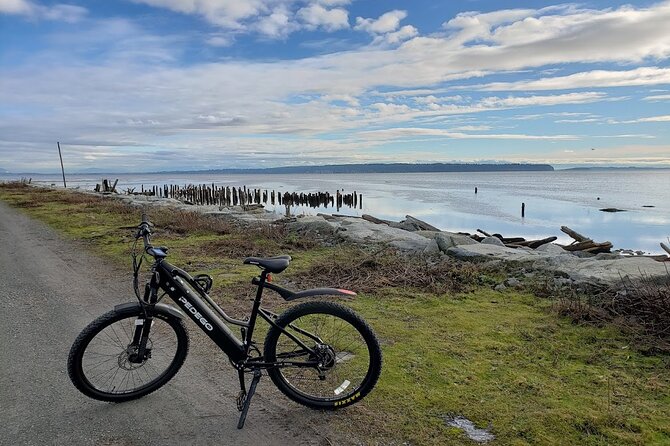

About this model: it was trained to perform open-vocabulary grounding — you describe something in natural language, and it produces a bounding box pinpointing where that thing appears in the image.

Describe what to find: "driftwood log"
[507,236,558,249]
[362,214,390,225]
[560,226,589,242]
[661,242,670,256]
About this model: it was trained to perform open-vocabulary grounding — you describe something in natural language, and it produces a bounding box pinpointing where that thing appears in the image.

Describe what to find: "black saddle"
[243,255,291,273]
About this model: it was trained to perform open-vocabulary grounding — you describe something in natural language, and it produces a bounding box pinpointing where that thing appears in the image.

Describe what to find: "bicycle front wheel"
[67,304,189,402]
[264,301,382,409]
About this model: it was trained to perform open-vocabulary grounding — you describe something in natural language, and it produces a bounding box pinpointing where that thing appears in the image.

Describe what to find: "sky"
[1,0,669,173]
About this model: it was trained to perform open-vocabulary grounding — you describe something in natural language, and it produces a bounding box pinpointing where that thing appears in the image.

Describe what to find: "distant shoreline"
[3,162,554,176]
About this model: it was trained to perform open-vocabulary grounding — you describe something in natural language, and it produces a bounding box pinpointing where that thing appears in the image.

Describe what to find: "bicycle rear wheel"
[264,301,382,409]
[67,304,189,402]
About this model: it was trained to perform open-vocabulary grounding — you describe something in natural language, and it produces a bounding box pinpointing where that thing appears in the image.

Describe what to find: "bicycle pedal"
[236,390,246,412]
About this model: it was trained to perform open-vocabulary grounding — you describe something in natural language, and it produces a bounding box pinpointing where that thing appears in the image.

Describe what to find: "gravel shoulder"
[0,201,349,446]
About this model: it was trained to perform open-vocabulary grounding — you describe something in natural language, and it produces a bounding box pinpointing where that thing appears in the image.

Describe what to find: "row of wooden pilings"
[128,184,362,210]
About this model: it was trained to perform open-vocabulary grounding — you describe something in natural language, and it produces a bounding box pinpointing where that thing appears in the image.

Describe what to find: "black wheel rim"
[80,315,180,395]
[274,312,372,401]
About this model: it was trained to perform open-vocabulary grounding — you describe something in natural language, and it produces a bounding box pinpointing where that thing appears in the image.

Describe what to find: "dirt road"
[0,201,346,445]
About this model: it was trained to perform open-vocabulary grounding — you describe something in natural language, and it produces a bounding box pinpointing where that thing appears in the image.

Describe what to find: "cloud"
[205,34,234,47]
[643,94,670,101]
[297,4,349,31]
[254,6,294,38]
[0,0,87,22]
[359,127,578,141]
[476,67,670,91]
[0,0,32,14]
[355,10,407,34]
[353,9,417,44]
[132,0,350,38]
[616,115,670,123]
[480,92,607,107]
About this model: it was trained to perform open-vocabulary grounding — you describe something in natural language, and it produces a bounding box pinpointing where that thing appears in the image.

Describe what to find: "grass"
[1,183,669,445]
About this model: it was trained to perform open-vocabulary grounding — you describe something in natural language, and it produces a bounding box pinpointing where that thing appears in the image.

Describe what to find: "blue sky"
[1,0,669,172]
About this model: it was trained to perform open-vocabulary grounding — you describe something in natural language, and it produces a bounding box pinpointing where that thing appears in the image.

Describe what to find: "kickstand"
[237,368,262,429]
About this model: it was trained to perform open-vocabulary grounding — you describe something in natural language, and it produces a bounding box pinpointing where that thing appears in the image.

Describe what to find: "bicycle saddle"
[243,255,292,273]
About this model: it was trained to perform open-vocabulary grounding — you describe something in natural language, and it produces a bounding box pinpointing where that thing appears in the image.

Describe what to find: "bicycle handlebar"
[136,212,153,251]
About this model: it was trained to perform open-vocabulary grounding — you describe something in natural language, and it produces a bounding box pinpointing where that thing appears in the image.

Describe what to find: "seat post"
[244,270,267,349]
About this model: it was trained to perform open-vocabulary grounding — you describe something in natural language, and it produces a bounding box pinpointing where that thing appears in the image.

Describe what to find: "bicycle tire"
[67,304,189,402]
[264,301,382,409]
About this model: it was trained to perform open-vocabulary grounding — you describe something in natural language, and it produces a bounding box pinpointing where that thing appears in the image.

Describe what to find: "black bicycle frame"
[147,259,320,368]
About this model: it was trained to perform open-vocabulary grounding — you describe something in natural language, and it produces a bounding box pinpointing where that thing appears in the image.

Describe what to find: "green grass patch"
[2,183,669,445]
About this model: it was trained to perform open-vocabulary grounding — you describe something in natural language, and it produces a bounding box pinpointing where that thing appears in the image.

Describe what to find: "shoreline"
[4,171,668,255]
[75,185,670,286]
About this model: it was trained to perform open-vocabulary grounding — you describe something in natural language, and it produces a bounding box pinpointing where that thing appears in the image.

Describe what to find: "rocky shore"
[85,189,669,288]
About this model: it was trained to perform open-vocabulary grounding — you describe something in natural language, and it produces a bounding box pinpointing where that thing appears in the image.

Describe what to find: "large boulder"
[481,236,505,247]
[447,244,539,262]
[334,217,431,253]
[535,243,568,255]
[435,232,478,252]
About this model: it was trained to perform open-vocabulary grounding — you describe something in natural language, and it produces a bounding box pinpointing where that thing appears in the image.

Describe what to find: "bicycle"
[67,213,382,428]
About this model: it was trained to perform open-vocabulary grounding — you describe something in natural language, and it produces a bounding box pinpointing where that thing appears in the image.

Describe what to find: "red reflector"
[267,274,273,283]
[337,289,357,296]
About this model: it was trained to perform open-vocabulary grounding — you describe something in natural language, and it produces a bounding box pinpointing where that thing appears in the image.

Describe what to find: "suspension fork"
[130,270,160,361]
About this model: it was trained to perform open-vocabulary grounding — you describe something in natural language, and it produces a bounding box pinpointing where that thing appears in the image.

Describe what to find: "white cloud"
[477,67,670,91]
[355,10,407,34]
[255,7,294,38]
[206,34,234,47]
[0,0,32,14]
[480,92,607,107]
[449,125,492,131]
[0,0,87,22]
[359,127,578,141]
[381,25,418,45]
[643,94,670,101]
[297,4,348,31]
[621,115,670,123]
[132,0,351,38]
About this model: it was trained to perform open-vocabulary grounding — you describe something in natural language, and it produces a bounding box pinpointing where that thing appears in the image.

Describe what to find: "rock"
[553,277,573,287]
[287,215,336,236]
[447,244,539,262]
[481,236,505,247]
[600,208,627,212]
[415,230,441,239]
[423,239,440,256]
[572,250,595,258]
[494,283,506,291]
[535,243,567,255]
[594,253,622,260]
[506,277,521,287]
[435,232,478,252]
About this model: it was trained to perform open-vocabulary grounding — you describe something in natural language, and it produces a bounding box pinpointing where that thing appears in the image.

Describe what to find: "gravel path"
[0,201,347,446]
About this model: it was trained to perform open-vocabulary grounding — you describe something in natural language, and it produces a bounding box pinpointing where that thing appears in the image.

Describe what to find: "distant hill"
[168,163,554,175]
[561,166,669,171]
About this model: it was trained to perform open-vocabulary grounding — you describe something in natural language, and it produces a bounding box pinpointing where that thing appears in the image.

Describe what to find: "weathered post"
[57,142,67,188]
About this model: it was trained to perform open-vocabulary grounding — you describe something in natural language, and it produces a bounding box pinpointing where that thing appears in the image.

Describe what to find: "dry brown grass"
[289,246,483,294]
[150,208,234,235]
[553,273,670,353]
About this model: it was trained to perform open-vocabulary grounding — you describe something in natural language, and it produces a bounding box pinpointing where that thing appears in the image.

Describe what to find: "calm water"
[3,170,669,253]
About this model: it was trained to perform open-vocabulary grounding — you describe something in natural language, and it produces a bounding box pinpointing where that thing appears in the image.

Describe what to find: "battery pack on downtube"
[156,262,246,362]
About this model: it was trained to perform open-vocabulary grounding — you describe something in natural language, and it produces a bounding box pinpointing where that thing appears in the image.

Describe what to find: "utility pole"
[57,141,66,188]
